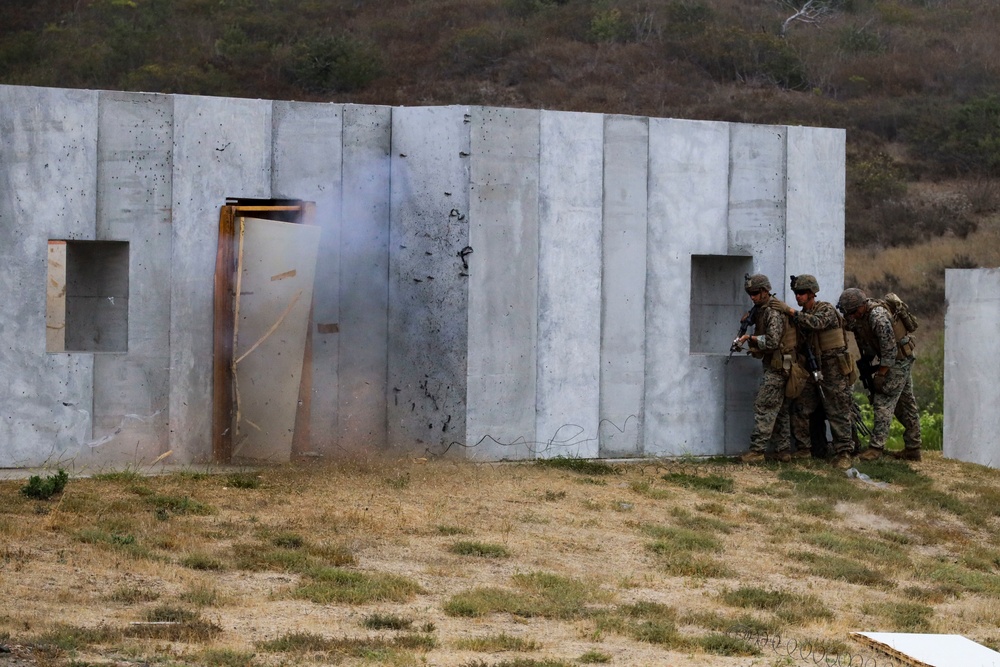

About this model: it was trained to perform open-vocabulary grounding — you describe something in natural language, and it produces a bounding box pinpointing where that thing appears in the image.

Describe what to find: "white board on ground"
[852,632,1000,667]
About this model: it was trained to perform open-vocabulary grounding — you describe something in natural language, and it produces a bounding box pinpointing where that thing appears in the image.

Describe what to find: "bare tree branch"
[780,0,835,37]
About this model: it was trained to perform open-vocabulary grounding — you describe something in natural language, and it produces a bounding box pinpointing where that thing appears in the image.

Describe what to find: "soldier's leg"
[809,403,830,458]
[750,370,786,453]
[869,363,907,451]
[894,367,922,452]
[770,395,793,456]
[790,384,819,455]
[823,377,855,456]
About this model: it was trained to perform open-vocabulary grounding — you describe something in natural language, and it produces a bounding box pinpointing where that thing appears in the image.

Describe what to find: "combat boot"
[792,449,813,460]
[738,451,766,464]
[769,450,792,463]
[857,447,883,461]
[892,448,922,462]
[831,453,853,470]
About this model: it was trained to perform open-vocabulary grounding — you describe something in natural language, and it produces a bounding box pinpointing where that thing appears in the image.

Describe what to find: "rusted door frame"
[212,199,316,462]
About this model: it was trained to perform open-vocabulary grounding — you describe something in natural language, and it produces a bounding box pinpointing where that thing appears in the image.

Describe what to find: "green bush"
[448,25,527,74]
[589,9,630,43]
[911,95,1000,176]
[689,26,808,90]
[20,469,69,500]
[288,34,383,93]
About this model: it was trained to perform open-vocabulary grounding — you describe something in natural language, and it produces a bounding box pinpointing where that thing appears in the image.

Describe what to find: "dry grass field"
[3,454,1000,667]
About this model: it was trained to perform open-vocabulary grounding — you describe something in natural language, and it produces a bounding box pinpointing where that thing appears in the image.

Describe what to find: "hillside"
[3,0,1000,408]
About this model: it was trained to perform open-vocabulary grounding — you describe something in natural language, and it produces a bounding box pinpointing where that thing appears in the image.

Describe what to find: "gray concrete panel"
[599,115,648,457]
[169,95,272,462]
[89,91,174,463]
[535,110,603,459]
[0,85,98,466]
[388,106,470,454]
[338,104,392,454]
[944,269,1000,468]
[466,107,540,461]
[786,126,846,301]
[271,100,344,456]
[644,118,731,456]
[728,124,788,301]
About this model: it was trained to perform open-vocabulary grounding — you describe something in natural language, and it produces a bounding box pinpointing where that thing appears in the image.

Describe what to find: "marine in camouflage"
[844,296,921,453]
[790,300,855,457]
[747,296,792,454]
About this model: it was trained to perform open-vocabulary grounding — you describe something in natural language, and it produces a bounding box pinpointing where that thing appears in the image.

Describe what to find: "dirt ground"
[2,455,998,667]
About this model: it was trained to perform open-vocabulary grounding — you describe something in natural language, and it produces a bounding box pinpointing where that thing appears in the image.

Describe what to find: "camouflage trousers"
[791,355,855,457]
[871,358,922,450]
[749,368,792,453]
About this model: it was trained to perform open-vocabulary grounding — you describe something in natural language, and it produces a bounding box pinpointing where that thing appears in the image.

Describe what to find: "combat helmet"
[837,287,868,315]
[744,274,771,294]
[790,274,819,294]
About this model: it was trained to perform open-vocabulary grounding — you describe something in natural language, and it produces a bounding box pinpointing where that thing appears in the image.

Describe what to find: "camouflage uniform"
[791,300,855,458]
[845,299,921,454]
[747,297,793,455]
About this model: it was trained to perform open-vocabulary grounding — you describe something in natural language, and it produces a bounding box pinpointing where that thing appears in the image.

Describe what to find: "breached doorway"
[213,199,319,463]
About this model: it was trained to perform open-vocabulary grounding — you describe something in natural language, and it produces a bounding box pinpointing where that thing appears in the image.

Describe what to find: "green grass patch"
[293,566,423,604]
[226,471,261,489]
[180,584,221,607]
[362,613,413,630]
[448,540,510,558]
[777,469,863,502]
[593,601,690,649]
[661,472,734,493]
[644,526,722,553]
[804,530,910,570]
[795,499,838,519]
[257,631,435,656]
[106,584,159,604]
[125,605,223,640]
[696,632,760,656]
[453,632,539,652]
[668,507,734,534]
[456,660,575,667]
[436,524,471,535]
[196,648,257,667]
[577,649,612,663]
[270,532,305,549]
[629,480,672,500]
[34,623,123,650]
[231,542,312,572]
[533,457,619,475]
[444,572,603,620]
[144,493,213,516]
[91,469,145,482]
[180,551,226,571]
[75,528,155,560]
[924,561,1000,596]
[656,552,733,578]
[862,600,935,632]
[790,551,892,588]
[719,586,833,624]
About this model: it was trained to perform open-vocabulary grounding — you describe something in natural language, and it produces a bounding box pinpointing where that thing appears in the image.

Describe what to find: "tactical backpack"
[882,292,919,333]
[873,292,918,359]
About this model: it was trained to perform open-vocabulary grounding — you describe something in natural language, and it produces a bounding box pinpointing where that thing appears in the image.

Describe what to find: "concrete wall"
[0,84,846,467]
[944,269,1000,468]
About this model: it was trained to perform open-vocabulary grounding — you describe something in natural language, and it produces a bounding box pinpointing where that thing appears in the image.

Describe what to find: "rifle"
[803,344,824,392]
[807,343,873,438]
[726,304,759,365]
[852,355,876,439]
[856,355,876,403]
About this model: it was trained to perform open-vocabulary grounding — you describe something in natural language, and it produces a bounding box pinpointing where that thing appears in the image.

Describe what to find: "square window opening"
[47,240,129,353]
[690,255,754,355]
